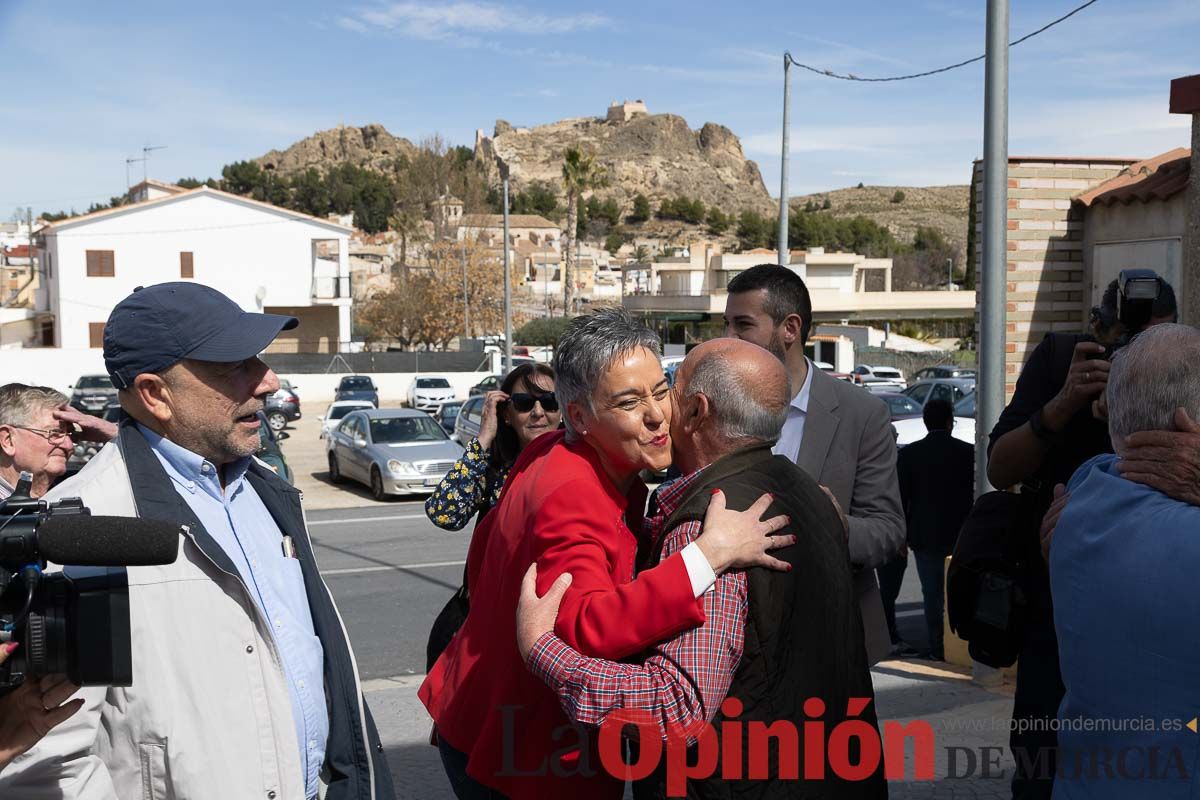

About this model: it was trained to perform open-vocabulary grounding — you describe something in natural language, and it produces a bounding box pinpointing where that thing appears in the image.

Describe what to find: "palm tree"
[388,205,425,278]
[561,147,608,314]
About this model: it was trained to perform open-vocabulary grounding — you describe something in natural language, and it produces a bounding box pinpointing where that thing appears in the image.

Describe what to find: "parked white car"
[319,400,375,438]
[407,375,457,413]
[852,365,907,391]
[892,415,976,448]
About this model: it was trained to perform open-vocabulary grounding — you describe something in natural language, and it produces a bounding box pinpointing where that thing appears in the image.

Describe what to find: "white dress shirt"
[772,357,815,462]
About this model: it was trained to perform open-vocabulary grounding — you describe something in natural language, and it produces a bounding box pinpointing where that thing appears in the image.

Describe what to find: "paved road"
[311,503,469,679]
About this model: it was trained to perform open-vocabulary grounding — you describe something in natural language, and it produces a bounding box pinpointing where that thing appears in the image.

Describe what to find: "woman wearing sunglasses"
[425,362,561,532]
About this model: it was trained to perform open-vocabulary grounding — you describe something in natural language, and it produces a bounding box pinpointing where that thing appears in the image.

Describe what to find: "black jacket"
[119,423,395,800]
[634,444,886,799]
[897,430,975,554]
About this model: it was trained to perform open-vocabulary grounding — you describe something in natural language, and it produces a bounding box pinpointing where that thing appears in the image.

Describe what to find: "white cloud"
[344,2,608,40]
[335,16,369,33]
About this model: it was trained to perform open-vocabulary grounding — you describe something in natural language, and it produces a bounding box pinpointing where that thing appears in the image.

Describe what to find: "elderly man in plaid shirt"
[517,338,885,799]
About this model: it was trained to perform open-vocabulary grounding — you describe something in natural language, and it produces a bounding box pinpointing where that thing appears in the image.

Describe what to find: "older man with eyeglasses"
[0,384,117,500]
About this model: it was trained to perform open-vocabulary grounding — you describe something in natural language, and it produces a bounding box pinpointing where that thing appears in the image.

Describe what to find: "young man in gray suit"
[724,264,905,664]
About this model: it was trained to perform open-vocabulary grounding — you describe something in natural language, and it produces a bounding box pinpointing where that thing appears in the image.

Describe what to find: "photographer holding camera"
[0,283,393,799]
[986,270,1177,800]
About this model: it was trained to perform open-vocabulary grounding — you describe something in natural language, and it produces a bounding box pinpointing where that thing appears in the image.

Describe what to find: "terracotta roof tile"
[1074,147,1191,207]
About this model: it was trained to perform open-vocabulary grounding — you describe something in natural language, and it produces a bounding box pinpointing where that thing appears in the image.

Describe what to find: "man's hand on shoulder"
[516,564,573,662]
[1117,407,1200,507]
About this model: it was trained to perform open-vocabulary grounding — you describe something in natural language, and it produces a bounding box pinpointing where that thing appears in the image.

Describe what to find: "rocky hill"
[790,184,970,255]
[255,124,417,175]
[474,107,774,215]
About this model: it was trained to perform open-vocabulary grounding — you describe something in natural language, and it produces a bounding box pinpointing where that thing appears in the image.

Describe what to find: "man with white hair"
[1049,323,1200,799]
[0,384,116,500]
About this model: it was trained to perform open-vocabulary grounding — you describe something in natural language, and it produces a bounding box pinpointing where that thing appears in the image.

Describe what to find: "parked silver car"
[901,377,976,409]
[453,395,485,443]
[326,408,464,500]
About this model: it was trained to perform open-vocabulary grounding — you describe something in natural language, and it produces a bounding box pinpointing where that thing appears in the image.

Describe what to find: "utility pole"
[973,0,1009,689]
[947,257,955,289]
[543,240,550,315]
[977,0,1009,500]
[502,173,512,375]
[460,240,470,338]
[778,53,794,273]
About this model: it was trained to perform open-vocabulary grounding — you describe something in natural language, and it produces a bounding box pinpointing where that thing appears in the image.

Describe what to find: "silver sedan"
[326,408,464,500]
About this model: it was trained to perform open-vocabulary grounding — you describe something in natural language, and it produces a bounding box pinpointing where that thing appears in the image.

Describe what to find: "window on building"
[85,250,115,277]
[88,322,106,348]
[180,251,194,278]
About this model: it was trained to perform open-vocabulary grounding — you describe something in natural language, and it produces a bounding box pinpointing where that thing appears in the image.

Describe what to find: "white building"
[623,242,973,323]
[35,186,353,352]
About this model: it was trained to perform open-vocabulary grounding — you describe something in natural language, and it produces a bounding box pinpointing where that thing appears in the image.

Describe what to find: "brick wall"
[972,157,1135,396]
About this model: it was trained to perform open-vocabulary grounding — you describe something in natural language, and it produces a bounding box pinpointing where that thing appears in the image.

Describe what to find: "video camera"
[0,473,181,691]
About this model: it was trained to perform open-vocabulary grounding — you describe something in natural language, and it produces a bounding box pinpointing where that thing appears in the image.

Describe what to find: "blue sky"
[1,0,1194,216]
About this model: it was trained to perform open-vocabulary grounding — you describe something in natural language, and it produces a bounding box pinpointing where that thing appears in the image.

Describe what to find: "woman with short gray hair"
[421,307,794,798]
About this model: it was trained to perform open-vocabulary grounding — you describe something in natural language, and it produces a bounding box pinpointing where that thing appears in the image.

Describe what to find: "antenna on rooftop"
[125,157,147,190]
[142,145,167,183]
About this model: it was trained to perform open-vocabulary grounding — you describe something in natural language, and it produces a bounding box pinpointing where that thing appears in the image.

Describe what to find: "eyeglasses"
[11,426,73,445]
[508,392,559,413]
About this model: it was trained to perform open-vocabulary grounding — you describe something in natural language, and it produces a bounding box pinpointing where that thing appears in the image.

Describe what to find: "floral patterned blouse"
[424,437,509,531]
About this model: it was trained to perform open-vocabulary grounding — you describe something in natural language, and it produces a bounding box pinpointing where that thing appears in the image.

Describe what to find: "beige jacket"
[0,437,358,799]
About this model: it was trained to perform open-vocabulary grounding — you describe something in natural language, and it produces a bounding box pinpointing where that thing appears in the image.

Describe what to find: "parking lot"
[278,396,444,510]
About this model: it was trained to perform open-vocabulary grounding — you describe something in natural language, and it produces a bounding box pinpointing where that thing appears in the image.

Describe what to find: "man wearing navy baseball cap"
[2,283,394,800]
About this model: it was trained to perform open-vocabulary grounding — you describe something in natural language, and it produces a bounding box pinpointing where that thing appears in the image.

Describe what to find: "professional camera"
[1090,268,1166,358]
[1115,268,1164,336]
[0,473,180,691]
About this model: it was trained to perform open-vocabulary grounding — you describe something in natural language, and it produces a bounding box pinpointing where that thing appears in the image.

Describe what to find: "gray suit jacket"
[794,367,906,664]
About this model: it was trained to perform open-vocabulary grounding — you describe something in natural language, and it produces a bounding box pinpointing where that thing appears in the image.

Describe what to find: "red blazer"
[419,430,705,799]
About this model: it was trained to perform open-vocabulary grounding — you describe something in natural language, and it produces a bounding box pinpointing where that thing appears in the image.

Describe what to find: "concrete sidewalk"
[368,659,1017,799]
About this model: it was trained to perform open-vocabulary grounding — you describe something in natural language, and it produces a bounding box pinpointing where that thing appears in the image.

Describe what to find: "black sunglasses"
[507,392,559,413]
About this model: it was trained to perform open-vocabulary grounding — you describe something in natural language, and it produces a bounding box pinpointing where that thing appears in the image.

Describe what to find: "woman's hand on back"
[694,490,795,575]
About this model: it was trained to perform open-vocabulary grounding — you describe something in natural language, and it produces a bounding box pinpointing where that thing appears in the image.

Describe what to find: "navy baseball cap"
[104,282,298,389]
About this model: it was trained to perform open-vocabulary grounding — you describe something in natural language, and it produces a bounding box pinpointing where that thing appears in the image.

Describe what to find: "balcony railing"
[311,276,350,300]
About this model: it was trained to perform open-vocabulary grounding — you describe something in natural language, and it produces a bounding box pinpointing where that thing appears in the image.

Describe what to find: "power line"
[785,0,1099,83]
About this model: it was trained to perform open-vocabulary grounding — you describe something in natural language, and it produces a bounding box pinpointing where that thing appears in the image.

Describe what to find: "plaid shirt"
[526,467,748,743]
